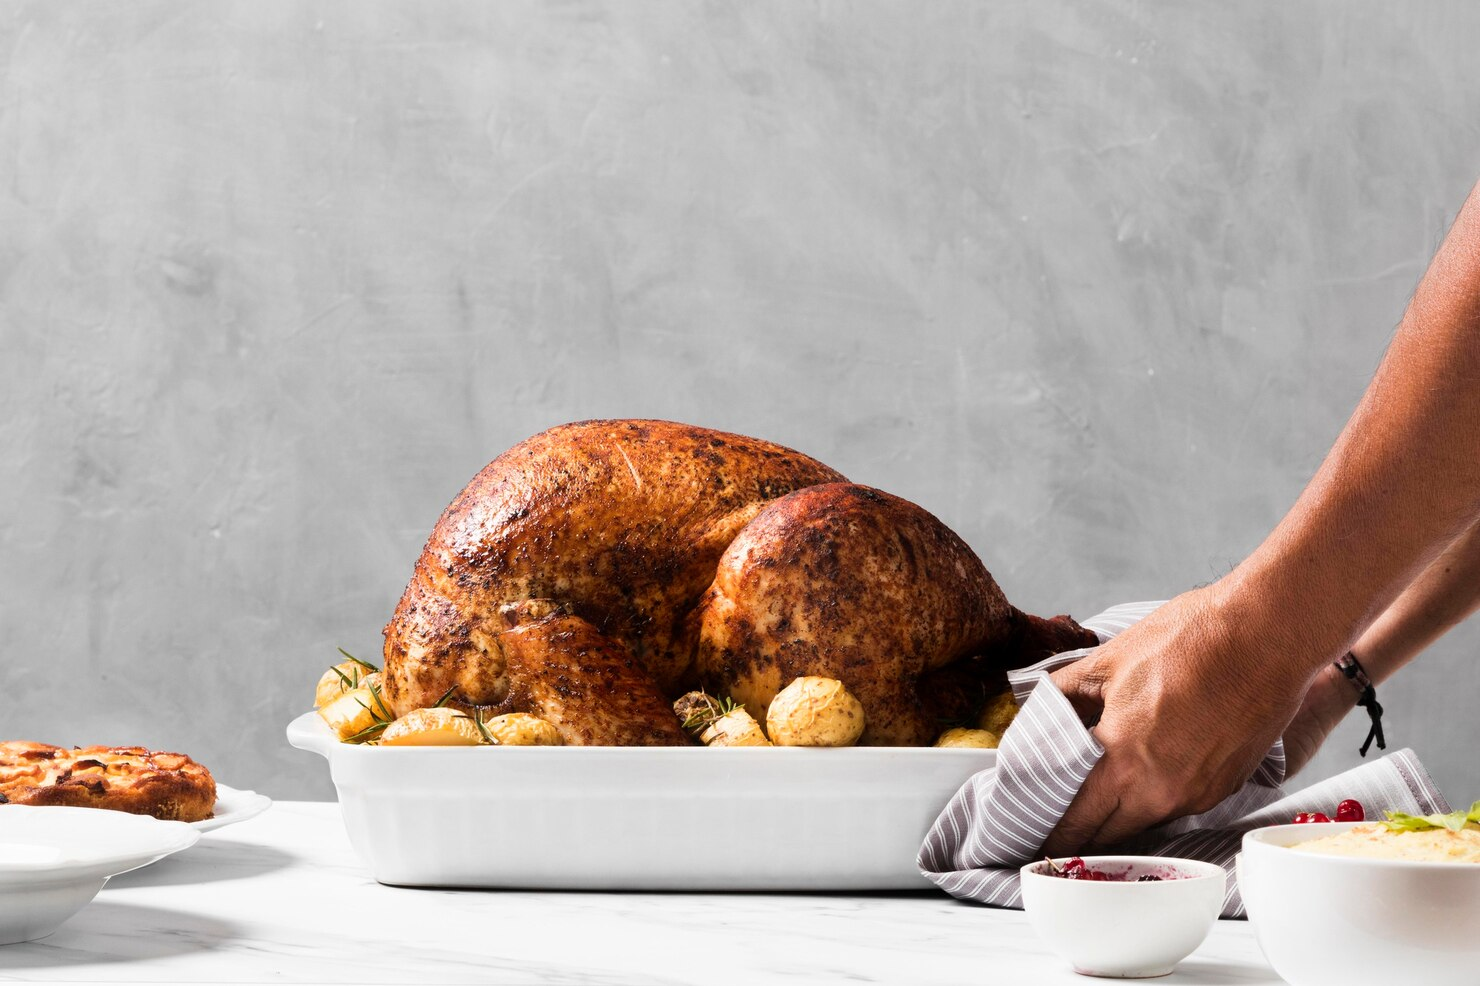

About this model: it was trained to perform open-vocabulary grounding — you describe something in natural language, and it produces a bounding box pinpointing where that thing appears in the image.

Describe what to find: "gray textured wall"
[2,2,1477,802]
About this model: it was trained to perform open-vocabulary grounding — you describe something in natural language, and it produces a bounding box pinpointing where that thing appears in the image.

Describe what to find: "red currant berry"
[1292,812,1311,823]
[1335,799,1365,822]
[1309,812,1331,823]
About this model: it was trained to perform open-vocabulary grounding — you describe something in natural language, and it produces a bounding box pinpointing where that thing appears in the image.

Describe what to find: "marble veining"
[0,804,1284,984]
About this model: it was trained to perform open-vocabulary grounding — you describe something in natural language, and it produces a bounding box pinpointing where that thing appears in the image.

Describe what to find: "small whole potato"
[480,712,564,746]
[977,689,1019,737]
[700,708,772,747]
[314,659,376,708]
[318,684,393,743]
[934,727,1000,749]
[766,676,866,747]
[380,707,483,746]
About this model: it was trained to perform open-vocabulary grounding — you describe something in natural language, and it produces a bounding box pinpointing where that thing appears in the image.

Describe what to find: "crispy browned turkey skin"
[382,419,1096,745]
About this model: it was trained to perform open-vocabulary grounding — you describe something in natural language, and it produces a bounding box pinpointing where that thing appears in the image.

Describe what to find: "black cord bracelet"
[1334,651,1386,757]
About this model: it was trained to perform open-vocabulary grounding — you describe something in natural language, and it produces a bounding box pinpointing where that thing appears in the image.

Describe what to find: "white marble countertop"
[0,802,1285,984]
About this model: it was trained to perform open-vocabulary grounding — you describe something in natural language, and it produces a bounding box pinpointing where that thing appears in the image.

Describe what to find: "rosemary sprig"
[431,686,459,709]
[344,722,389,743]
[343,682,395,743]
[336,647,381,674]
[677,692,742,736]
[468,709,501,745]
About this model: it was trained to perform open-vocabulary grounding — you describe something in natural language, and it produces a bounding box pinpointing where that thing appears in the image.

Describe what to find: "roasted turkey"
[382,419,1096,745]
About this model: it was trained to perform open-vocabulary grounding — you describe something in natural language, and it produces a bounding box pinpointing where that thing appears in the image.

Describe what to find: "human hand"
[1042,585,1315,856]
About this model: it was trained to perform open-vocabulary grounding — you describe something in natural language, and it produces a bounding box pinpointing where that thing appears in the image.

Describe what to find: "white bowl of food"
[1019,856,1227,978]
[1239,807,1480,984]
[0,806,199,945]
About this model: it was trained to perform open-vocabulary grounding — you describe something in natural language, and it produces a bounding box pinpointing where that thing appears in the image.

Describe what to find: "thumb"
[1049,655,1107,726]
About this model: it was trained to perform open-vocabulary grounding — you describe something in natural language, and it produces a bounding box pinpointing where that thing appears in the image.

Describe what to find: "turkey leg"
[695,483,1097,745]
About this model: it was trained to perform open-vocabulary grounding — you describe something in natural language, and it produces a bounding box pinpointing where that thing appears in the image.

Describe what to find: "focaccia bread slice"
[0,741,216,822]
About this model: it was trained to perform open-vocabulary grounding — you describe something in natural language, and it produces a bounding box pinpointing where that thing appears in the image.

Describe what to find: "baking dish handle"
[285,712,337,759]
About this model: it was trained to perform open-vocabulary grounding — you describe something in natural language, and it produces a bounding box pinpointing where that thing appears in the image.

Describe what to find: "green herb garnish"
[343,682,395,743]
[469,709,501,745]
[337,647,381,674]
[1381,800,1480,833]
[677,692,742,735]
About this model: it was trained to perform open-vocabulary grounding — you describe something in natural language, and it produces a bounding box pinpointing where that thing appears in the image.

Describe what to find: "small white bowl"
[1020,856,1227,978]
[0,806,199,945]
[1239,821,1480,984]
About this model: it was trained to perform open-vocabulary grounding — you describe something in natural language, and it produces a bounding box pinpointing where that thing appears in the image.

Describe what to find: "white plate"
[0,806,198,944]
[288,710,996,890]
[193,785,271,833]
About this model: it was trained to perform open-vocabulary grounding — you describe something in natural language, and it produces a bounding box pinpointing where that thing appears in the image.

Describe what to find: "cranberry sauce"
[1041,857,1188,882]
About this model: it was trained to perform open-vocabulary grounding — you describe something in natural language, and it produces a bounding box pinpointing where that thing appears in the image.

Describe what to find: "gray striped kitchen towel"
[918,601,1450,918]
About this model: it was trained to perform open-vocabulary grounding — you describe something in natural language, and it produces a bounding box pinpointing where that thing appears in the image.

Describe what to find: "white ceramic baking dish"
[287,712,995,890]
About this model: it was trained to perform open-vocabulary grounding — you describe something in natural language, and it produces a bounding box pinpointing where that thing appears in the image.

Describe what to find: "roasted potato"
[318,684,393,742]
[934,727,1000,749]
[700,708,772,747]
[479,712,563,746]
[380,707,483,746]
[766,676,865,747]
[977,689,1019,736]
[314,659,377,708]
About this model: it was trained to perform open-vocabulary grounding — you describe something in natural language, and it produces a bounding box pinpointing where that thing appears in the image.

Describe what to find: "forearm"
[1349,514,1480,684]
[1221,182,1480,672]
[1279,516,1480,768]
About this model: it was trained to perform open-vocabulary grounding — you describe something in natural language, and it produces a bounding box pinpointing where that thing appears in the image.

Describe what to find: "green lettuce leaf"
[1381,803,1479,833]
